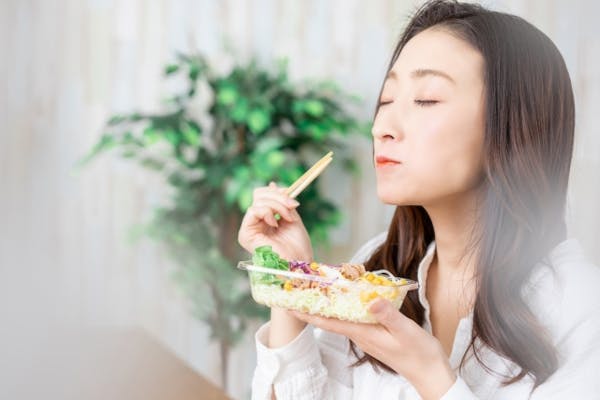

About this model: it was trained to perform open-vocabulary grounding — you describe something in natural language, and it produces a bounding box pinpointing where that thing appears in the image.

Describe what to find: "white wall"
[1,1,598,399]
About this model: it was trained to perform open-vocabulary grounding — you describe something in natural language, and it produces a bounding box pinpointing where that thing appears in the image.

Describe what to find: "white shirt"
[251,233,600,399]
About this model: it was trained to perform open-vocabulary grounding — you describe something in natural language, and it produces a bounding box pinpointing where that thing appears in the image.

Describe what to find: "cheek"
[375,101,485,205]
[388,107,483,202]
[430,151,483,192]
[417,108,484,192]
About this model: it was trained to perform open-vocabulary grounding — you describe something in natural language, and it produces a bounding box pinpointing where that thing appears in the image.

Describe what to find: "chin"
[376,187,413,206]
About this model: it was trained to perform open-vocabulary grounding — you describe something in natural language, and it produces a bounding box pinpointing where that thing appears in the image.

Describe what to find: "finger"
[368,298,410,333]
[253,198,297,222]
[267,181,289,196]
[260,191,300,209]
[254,194,300,221]
[289,311,362,337]
[249,205,279,228]
[254,186,299,208]
[267,181,287,193]
[289,311,340,332]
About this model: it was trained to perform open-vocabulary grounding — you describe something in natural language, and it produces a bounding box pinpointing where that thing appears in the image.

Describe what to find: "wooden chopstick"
[284,151,332,196]
[285,151,333,198]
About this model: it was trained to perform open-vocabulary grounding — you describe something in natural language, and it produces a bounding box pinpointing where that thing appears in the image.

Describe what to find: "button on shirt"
[251,233,600,399]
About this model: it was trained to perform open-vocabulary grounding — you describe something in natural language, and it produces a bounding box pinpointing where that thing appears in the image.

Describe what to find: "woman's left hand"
[289,298,457,400]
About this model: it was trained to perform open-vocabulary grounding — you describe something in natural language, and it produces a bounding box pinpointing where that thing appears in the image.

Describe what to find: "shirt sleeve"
[439,376,479,400]
[251,322,355,400]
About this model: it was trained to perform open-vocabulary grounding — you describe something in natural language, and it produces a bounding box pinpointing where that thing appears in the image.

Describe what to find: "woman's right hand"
[238,182,313,262]
[238,182,312,349]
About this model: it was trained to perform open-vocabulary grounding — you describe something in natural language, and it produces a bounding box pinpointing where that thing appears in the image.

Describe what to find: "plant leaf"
[165,64,179,75]
[217,83,238,105]
[247,109,270,134]
[303,99,325,117]
[237,187,253,211]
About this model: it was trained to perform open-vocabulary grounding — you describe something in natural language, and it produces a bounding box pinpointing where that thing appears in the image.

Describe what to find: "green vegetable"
[252,245,289,270]
[252,245,289,285]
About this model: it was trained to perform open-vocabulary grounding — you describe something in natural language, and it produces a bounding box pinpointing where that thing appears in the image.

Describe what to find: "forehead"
[388,27,484,87]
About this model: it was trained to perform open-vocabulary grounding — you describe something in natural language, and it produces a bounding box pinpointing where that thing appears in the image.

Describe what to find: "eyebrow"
[387,68,456,84]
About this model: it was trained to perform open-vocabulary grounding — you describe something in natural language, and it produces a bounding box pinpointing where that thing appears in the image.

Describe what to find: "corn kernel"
[310,262,319,271]
[283,280,293,291]
[360,291,370,303]
[361,290,382,303]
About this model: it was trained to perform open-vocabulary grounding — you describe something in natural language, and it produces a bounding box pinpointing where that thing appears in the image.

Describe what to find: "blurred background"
[1,0,598,399]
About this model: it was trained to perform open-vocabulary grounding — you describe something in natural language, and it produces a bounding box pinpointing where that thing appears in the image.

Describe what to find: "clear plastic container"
[237,261,419,323]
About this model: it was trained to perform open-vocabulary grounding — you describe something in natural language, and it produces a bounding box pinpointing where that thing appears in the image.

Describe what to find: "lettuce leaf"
[252,245,289,285]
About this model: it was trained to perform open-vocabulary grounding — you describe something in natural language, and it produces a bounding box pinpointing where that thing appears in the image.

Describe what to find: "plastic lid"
[237,260,419,289]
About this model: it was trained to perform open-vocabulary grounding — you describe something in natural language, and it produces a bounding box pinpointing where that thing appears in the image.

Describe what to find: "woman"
[238,1,600,399]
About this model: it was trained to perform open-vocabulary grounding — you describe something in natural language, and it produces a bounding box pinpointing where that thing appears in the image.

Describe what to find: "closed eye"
[414,99,439,107]
[377,100,393,107]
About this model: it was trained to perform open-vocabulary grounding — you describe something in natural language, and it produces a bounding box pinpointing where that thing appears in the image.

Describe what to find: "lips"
[375,155,401,167]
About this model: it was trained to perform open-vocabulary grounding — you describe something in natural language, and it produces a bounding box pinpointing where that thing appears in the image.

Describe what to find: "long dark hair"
[352,0,575,390]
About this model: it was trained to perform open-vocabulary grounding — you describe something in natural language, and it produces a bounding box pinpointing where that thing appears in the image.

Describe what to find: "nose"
[372,129,397,141]
[371,120,401,142]
[371,102,404,141]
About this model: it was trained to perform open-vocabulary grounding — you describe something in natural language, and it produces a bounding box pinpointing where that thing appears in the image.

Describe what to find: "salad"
[238,245,419,323]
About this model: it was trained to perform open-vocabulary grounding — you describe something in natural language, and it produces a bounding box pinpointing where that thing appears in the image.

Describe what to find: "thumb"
[369,298,408,331]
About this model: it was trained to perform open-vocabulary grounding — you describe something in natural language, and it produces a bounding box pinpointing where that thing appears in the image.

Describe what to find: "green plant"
[78,52,370,390]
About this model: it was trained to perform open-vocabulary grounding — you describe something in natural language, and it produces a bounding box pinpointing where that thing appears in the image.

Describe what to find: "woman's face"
[372,27,486,207]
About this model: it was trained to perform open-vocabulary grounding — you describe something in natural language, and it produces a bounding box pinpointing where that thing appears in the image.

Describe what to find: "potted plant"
[79,52,370,390]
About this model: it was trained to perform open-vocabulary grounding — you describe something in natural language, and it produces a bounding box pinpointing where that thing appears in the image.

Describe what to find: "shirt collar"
[416,241,437,333]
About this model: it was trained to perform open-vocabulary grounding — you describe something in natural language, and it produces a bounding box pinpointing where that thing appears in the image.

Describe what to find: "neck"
[424,191,479,277]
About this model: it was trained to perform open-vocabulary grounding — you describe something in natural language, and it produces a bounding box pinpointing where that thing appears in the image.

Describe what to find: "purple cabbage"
[289,260,311,274]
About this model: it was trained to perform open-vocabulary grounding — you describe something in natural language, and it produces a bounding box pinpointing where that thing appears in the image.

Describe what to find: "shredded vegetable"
[251,245,289,285]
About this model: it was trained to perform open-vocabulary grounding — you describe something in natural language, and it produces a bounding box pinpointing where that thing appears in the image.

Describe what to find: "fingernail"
[287,199,300,207]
